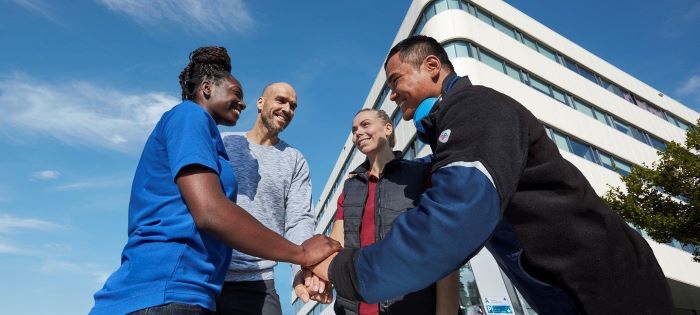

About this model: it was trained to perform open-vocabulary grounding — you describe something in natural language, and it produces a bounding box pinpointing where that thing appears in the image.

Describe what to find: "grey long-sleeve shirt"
[221,132,315,281]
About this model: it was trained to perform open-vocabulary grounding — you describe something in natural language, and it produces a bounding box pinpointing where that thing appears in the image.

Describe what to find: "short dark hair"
[384,35,453,72]
[178,46,233,100]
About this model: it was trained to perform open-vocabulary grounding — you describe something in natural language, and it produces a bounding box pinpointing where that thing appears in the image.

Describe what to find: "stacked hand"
[294,235,342,304]
[293,269,333,304]
[298,235,342,267]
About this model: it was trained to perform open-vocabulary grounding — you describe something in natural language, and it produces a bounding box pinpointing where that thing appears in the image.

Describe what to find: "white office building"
[293,0,700,314]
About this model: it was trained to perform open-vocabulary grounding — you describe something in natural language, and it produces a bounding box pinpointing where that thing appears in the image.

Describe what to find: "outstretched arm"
[325,163,501,301]
[177,165,340,267]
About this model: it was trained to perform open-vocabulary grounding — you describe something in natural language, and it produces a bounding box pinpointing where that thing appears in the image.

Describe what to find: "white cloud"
[50,177,130,192]
[676,74,700,96]
[0,214,62,234]
[0,76,178,153]
[32,170,61,181]
[41,259,112,284]
[98,0,253,34]
[0,240,29,254]
[11,0,61,23]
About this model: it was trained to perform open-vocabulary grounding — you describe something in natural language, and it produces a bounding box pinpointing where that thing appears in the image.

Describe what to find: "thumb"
[294,284,310,303]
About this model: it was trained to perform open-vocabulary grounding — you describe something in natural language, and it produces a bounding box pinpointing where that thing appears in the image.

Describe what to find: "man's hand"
[298,235,342,267]
[294,269,333,304]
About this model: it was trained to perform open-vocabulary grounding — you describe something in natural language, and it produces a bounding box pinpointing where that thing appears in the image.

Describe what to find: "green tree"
[603,119,700,262]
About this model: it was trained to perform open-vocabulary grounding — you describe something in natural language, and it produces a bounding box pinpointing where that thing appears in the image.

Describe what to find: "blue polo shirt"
[91,101,237,314]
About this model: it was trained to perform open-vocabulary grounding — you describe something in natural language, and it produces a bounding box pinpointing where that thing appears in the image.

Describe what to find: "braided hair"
[178,46,233,100]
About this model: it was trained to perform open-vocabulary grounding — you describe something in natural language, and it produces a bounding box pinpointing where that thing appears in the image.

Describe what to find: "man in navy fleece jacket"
[311,35,672,315]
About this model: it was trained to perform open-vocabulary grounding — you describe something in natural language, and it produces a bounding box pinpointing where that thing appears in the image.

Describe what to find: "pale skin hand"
[294,269,333,304]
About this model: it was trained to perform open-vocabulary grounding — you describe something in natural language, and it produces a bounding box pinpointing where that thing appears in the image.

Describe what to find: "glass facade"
[543,126,633,176]
[414,0,693,131]
[442,40,668,151]
[459,263,486,315]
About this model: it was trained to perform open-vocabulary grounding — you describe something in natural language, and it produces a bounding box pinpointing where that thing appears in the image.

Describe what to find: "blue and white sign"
[483,296,514,314]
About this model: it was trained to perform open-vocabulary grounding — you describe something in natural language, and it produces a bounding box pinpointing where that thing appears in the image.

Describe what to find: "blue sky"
[0,1,698,314]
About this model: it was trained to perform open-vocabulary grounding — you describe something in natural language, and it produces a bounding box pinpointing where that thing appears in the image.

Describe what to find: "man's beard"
[262,113,286,135]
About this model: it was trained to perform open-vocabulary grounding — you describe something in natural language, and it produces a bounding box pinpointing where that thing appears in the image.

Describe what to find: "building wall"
[294,0,700,314]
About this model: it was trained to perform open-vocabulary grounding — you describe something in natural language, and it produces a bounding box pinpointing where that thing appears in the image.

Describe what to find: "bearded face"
[258,83,297,135]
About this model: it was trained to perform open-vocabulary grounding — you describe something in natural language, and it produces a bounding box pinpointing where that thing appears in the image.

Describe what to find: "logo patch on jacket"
[438,129,451,143]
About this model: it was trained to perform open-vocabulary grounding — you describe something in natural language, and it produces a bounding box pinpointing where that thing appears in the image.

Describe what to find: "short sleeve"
[335,193,345,220]
[163,104,220,180]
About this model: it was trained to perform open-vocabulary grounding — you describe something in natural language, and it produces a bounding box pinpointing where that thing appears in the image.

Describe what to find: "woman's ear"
[199,80,213,99]
[385,122,393,138]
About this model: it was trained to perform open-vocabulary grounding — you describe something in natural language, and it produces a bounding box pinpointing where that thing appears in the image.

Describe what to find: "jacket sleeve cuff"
[328,248,364,301]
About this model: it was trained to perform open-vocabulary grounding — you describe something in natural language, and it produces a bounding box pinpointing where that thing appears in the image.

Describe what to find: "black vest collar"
[349,151,404,179]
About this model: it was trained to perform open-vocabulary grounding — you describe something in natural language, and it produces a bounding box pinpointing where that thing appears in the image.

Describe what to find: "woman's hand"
[294,269,334,304]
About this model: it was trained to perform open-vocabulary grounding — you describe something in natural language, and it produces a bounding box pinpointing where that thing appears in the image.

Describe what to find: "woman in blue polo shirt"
[90,47,340,315]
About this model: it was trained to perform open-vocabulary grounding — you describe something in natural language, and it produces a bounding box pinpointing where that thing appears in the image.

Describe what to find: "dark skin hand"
[176,165,342,266]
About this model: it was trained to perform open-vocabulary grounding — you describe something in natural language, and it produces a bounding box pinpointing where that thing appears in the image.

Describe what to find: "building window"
[597,151,616,172]
[521,34,538,51]
[493,18,516,39]
[455,41,471,57]
[478,49,505,72]
[572,98,595,119]
[536,43,558,63]
[568,138,597,163]
[528,75,551,96]
[648,136,667,151]
[459,263,486,314]
[443,39,669,151]
[415,0,693,131]
[373,85,390,110]
[611,118,633,137]
[550,130,570,152]
[415,137,427,154]
[551,86,568,105]
[544,125,634,177]
[505,62,522,82]
[563,57,579,73]
[475,8,494,26]
[448,0,462,10]
[434,0,449,12]
[392,107,403,127]
[592,108,610,125]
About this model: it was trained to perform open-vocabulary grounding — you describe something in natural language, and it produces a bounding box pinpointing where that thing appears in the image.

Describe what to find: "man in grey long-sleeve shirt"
[217,82,315,315]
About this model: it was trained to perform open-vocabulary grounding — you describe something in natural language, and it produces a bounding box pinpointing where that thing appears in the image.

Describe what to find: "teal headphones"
[413,97,438,133]
[412,75,460,143]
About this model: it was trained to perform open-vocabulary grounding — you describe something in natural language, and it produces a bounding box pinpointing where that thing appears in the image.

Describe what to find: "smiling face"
[199,76,245,126]
[351,110,393,156]
[385,53,443,121]
[258,83,297,135]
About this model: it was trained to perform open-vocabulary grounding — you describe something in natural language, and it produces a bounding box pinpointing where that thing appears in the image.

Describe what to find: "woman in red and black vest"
[328,108,460,315]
